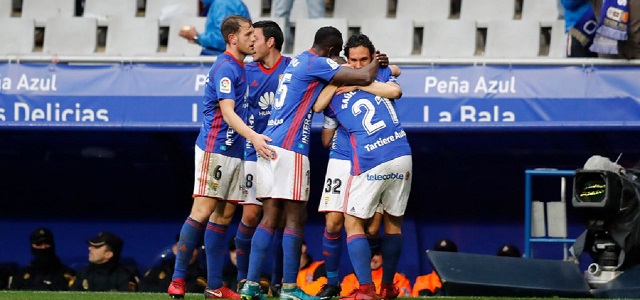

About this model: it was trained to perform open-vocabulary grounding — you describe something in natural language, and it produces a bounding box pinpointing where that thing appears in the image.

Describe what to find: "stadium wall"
[2,57,640,283]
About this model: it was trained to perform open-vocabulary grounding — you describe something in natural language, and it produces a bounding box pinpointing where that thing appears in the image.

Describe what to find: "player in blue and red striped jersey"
[315,34,403,299]
[312,43,412,300]
[168,15,275,300]
[235,20,292,295]
[239,26,386,300]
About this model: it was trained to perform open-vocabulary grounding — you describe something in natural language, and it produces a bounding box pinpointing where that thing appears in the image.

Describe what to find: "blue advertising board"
[1,63,639,130]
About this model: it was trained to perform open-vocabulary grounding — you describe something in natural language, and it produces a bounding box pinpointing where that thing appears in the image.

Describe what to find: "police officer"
[139,235,206,293]
[70,231,138,292]
[11,228,75,290]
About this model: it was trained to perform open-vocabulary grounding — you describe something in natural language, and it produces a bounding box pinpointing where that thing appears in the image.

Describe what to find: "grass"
[0,292,598,300]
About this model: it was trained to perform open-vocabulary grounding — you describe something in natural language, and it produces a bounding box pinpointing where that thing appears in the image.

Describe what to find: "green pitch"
[0,292,598,300]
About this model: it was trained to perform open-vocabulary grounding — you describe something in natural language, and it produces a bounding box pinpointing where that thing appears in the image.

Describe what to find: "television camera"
[571,155,640,287]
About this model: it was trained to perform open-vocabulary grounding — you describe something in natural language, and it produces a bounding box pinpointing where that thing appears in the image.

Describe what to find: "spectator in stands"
[297,241,327,296]
[139,235,206,293]
[70,231,138,292]
[412,239,458,297]
[496,244,522,257]
[561,0,598,57]
[589,0,640,58]
[11,228,75,291]
[340,249,412,298]
[179,0,251,55]
[272,0,326,52]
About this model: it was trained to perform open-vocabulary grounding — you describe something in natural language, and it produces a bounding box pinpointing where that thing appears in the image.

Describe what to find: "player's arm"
[331,60,378,86]
[320,116,339,148]
[219,99,274,159]
[335,80,401,99]
[389,64,401,77]
[312,81,340,113]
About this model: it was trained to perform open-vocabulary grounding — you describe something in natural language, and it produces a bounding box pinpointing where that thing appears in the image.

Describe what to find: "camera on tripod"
[571,156,640,287]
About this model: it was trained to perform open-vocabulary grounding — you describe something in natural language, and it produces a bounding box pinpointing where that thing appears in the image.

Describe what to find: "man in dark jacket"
[11,228,75,290]
[70,231,138,292]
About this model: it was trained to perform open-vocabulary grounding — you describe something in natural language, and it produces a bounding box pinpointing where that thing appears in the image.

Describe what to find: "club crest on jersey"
[326,58,340,70]
[220,77,231,93]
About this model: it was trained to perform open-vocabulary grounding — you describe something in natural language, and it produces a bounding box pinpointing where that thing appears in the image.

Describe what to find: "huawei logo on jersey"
[259,92,275,110]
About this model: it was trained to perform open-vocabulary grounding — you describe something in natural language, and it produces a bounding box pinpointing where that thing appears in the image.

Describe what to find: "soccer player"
[235,20,291,295]
[312,38,412,300]
[239,26,384,300]
[316,34,403,299]
[168,15,274,300]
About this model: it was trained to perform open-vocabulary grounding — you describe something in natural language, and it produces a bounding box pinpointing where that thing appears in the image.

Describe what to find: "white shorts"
[241,160,262,206]
[256,146,310,201]
[318,158,350,212]
[343,155,412,219]
[193,146,244,202]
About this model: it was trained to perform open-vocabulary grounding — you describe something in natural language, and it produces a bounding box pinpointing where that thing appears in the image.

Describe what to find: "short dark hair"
[344,33,376,59]
[221,15,252,44]
[253,20,284,52]
[313,26,343,49]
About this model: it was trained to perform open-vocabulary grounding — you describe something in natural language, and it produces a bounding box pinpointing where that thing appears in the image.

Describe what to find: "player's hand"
[251,134,275,160]
[336,85,358,94]
[375,51,389,67]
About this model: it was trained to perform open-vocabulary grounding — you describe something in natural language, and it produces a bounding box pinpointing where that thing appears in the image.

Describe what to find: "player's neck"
[260,51,282,69]
[226,47,246,63]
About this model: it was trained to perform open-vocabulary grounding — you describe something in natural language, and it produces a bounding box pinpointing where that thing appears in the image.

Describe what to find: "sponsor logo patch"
[219,77,231,93]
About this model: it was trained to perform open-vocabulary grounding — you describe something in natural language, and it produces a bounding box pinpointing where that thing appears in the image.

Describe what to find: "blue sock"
[368,236,381,254]
[235,221,256,282]
[172,217,204,280]
[205,222,228,289]
[381,234,403,284]
[271,228,284,286]
[282,228,304,284]
[347,234,372,285]
[247,224,274,283]
[322,228,342,285]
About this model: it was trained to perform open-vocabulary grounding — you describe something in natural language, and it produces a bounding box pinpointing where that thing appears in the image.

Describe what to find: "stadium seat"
[333,0,387,27]
[361,18,414,57]
[484,20,540,58]
[0,18,34,55]
[22,0,75,27]
[145,0,198,26]
[42,17,97,55]
[396,0,449,26]
[244,0,263,19]
[521,0,561,25]
[0,0,12,18]
[166,16,206,56]
[293,18,347,55]
[548,20,566,58]
[106,17,159,56]
[421,20,477,58]
[460,0,515,25]
[83,0,138,26]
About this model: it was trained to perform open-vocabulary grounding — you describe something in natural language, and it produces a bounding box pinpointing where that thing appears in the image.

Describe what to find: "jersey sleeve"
[212,62,237,100]
[309,56,342,83]
[323,115,339,129]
